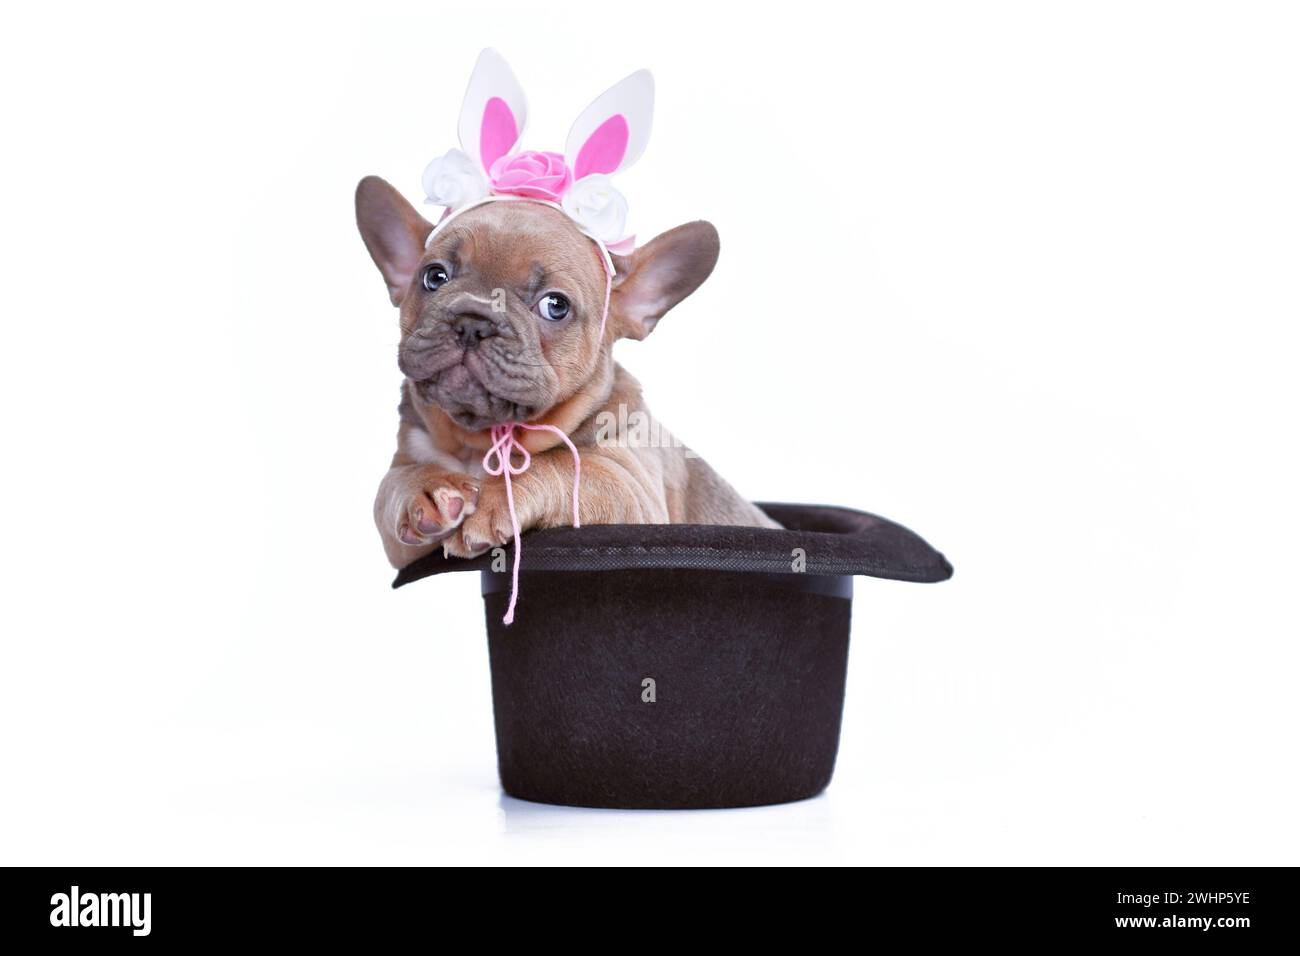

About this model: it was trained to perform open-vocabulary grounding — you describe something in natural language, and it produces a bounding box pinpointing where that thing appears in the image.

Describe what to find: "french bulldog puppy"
[356,176,779,569]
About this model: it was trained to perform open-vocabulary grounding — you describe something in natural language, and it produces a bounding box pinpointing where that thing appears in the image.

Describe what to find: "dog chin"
[415,370,540,431]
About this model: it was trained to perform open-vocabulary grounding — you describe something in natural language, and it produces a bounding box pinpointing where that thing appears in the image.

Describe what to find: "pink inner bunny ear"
[457,49,528,174]
[480,97,519,170]
[574,115,629,180]
[565,70,654,179]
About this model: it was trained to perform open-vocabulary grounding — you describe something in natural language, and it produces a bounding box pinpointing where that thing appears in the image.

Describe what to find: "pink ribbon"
[482,422,583,625]
[598,265,612,339]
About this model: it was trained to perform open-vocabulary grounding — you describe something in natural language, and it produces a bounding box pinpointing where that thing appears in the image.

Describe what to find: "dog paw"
[442,481,518,558]
[395,470,480,547]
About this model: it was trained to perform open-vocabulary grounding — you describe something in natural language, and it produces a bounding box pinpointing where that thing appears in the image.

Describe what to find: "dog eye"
[422,264,449,291]
[537,293,570,322]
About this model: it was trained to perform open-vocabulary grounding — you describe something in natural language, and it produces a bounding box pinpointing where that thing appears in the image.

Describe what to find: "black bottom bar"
[0,867,1292,944]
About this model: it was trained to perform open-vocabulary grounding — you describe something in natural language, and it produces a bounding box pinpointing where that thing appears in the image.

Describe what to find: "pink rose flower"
[489,150,573,201]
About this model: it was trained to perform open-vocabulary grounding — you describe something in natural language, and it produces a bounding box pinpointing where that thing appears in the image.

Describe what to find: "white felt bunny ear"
[564,70,654,180]
[457,48,528,174]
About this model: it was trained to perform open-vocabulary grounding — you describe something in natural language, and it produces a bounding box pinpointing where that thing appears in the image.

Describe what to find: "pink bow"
[482,422,583,624]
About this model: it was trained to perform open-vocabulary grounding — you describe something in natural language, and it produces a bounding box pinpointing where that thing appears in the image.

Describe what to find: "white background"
[2,0,1297,865]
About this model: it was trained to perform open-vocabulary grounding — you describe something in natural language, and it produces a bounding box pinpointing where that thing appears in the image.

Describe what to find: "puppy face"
[401,202,607,429]
[356,176,720,429]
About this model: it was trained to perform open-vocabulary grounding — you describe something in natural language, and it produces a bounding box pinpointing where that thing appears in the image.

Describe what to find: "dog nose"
[452,314,498,349]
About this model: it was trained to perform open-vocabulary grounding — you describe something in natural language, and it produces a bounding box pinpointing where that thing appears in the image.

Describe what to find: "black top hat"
[395,503,952,810]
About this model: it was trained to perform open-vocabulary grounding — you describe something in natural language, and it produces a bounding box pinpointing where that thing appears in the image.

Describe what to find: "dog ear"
[355,176,434,306]
[565,70,654,180]
[459,48,528,174]
[610,221,719,340]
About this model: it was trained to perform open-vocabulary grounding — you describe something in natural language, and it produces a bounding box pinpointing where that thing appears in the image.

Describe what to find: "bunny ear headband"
[421,48,653,277]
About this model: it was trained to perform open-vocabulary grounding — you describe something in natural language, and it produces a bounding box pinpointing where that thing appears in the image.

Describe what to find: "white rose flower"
[561,174,628,243]
[421,148,489,208]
